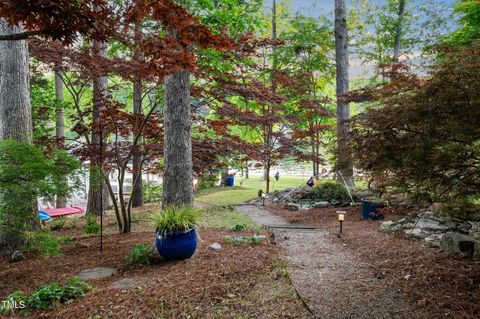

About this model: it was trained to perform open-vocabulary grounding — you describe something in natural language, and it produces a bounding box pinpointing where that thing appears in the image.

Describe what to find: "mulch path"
[0,227,309,319]
[270,204,480,319]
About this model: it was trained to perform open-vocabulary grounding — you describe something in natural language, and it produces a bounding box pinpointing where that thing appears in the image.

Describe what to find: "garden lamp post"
[337,211,346,234]
[262,192,266,206]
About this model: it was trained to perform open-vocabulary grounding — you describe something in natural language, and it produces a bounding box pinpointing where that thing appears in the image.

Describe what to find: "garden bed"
[269,204,480,319]
[0,227,310,318]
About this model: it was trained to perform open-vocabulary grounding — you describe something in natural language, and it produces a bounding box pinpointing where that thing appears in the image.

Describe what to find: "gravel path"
[234,204,288,226]
[234,204,430,319]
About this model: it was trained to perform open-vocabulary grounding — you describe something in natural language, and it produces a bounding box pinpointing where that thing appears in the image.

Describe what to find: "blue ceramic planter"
[361,200,384,220]
[155,228,198,261]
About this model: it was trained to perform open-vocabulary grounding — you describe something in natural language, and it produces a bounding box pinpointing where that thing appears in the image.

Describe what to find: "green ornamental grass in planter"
[149,206,200,261]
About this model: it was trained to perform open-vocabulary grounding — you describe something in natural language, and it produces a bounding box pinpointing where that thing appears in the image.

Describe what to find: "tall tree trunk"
[0,20,35,253]
[311,136,317,176]
[55,68,67,208]
[393,0,406,62]
[132,77,144,207]
[315,129,320,175]
[265,161,271,193]
[132,23,144,207]
[162,70,193,207]
[264,0,277,193]
[87,39,109,215]
[334,0,355,189]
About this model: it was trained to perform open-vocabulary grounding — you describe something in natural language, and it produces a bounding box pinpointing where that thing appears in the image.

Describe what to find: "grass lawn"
[199,206,256,229]
[195,175,306,206]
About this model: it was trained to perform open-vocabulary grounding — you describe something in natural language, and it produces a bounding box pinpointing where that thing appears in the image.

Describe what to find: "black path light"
[337,211,346,234]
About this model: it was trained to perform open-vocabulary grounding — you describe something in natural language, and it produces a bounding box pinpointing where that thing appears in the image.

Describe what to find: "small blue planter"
[361,200,384,220]
[226,175,234,187]
[155,228,198,261]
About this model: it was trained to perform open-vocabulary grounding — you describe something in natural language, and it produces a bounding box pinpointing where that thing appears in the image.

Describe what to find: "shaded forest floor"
[269,204,480,319]
[0,226,310,318]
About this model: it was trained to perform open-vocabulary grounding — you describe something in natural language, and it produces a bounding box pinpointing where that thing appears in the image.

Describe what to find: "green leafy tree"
[0,140,82,254]
[352,0,452,73]
[275,14,335,175]
[445,0,480,46]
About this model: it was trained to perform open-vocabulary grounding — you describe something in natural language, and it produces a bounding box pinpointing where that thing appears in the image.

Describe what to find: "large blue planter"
[361,200,384,220]
[155,228,198,261]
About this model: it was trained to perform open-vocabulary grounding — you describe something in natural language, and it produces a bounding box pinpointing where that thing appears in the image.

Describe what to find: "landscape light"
[337,211,346,234]
[261,192,266,206]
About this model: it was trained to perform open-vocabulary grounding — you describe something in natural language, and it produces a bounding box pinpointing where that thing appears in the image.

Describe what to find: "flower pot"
[226,175,234,187]
[361,199,384,220]
[155,228,197,261]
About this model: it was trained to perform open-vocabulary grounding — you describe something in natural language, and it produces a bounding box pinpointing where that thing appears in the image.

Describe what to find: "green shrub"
[0,140,82,253]
[197,173,219,191]
[49,217,66,231]
[437,199,479,220]
[144,181,163,204]
[230,224,248,231]
[149,206,199,235]
[23,230,68,257]
[126,244,154,266]
[1,277,91,314]
[66,219,78,229]
[84,215,100,235]
[306,181,350,202]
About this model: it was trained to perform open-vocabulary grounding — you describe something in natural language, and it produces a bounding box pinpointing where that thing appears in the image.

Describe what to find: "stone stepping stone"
[78,267,118,280]
[110,277,144,289]
[263,224,320,231]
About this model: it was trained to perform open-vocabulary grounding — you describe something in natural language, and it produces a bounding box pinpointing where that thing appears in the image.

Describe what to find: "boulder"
[424,234,444,247]
[457,223,472,234]
[440,232,480,260]
[209,242,222,250]
[10,250,25,263]
[467,212,480,222]
[379,221,401,233]
[468,222,480,240]
[284,203,300,211]
[419,211,435,219]
[314,201,329,208]
[415,219,450,232]
[405,228,431,239]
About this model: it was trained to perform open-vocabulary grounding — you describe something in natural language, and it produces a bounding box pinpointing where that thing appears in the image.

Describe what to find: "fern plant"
[149,206,200,235]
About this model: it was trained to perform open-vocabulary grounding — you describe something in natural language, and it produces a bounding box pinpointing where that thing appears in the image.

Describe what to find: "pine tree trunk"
[87,39,109,215]
[0,20,35,253]
[132,76,143,207]
[334,0,355,189]
[55,68,67,208]
[311,137,317,176]
[265,161,271,193]
[132,24,144,207]
[162,70,193,207]
[393,0,406,62]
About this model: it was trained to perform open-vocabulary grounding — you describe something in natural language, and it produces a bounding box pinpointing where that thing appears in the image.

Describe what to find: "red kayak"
[40,206,85,218]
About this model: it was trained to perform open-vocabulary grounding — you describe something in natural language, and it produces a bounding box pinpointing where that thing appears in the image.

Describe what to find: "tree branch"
[0,30,44,41]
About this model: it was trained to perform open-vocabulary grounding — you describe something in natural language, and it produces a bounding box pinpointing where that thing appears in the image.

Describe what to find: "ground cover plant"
[1,277,91,315]
[22,230,68,258]
[126,243,154,266]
